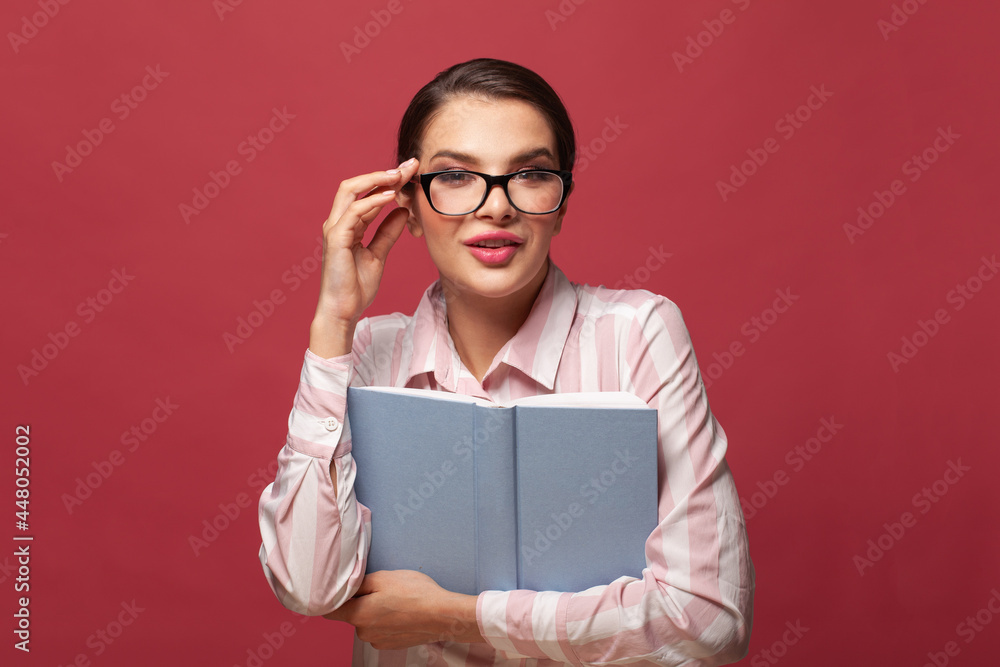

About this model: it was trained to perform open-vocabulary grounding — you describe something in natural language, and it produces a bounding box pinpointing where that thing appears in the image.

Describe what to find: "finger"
[330,159,418,223]
[372,159,419,203]
[366,207,408,264]
[323,599,354,622]
[356,195,395,227]
[325,190,397,247]
[398,157,420,181]
[346,159,420,217]
[329,171,399,225]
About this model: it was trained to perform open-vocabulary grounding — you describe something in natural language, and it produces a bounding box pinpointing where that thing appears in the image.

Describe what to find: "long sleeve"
[258,340,374,615]
[476,296,755,666]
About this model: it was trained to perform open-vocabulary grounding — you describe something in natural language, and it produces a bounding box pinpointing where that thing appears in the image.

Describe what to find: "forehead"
[420,96,557,164]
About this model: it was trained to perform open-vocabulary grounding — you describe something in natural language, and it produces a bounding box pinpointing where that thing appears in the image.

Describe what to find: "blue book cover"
[346,387,658,595]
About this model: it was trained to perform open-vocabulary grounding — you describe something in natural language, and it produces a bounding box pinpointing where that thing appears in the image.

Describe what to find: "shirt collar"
[403,258,578,392]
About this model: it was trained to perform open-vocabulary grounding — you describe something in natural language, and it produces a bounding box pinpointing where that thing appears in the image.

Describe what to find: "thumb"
[367,207,409,265]
[323,597,356,622]
[353,572,380,596]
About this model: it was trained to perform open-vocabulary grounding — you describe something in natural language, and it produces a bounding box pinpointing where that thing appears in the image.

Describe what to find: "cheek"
[534,217,562,241]
[417,217,456,252]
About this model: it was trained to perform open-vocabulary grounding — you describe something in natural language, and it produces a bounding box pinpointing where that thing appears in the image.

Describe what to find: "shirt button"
[322,418,341,432]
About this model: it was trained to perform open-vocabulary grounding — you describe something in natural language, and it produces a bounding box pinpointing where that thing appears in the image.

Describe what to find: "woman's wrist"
[309,316,357,359]
[427,592,485,644]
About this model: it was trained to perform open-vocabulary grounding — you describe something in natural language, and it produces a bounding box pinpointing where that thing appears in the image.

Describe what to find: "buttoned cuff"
[287,349,353,460]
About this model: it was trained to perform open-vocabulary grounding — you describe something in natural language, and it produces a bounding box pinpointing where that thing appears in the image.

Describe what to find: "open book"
[346,386,659,595]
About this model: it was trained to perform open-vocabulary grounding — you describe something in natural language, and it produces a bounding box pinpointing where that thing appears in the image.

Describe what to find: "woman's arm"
[257,344,372,616]
[323,569,485,649]
[257,160,419,615]
[475,295,754,666]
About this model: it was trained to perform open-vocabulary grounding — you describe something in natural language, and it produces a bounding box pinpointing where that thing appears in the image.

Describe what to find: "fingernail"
[386,169,400,175]
[401,157,416,167]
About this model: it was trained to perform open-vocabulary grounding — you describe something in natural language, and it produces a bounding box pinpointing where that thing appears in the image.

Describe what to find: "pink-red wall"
[5,1,999,665]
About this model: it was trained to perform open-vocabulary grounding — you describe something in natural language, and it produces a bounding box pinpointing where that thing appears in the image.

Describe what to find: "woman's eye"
[512,170,547,183]
[437,172,476,186]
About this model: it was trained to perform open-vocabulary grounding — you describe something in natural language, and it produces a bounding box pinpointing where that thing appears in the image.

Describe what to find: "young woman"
[258,58,754,666]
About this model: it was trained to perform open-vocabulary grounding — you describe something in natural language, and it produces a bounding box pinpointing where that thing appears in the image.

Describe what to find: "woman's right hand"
[309,157,421,358]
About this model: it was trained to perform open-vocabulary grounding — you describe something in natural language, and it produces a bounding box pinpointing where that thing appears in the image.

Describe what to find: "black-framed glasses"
[415,169,573,216]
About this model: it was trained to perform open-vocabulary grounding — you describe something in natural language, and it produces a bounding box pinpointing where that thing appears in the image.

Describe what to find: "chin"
[444,264,537,300]
[458,276,526,299]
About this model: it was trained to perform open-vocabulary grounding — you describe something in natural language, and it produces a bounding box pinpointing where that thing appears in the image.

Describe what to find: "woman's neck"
[443,260,549,385]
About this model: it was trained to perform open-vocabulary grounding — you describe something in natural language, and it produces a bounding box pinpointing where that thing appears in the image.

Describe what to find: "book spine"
[473,405,517,593]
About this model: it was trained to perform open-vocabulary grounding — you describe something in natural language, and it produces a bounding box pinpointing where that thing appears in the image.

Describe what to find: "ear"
[396,185,424,238]
[552,181,574,237]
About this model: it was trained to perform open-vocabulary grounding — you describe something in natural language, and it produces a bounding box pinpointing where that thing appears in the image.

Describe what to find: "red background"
[4,1,999,665]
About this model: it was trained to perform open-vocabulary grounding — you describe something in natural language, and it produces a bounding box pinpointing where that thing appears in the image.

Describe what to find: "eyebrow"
[428,147,557,167]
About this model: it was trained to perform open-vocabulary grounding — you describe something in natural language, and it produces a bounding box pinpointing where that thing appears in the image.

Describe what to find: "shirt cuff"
[305,347,352,365]
[287,349,353,460]
[477,589,578,664]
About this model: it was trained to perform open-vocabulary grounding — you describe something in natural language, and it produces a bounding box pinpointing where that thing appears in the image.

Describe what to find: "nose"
[475,182,516,221]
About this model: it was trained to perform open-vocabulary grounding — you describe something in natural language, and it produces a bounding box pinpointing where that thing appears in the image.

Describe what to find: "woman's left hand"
[324,570,484,650]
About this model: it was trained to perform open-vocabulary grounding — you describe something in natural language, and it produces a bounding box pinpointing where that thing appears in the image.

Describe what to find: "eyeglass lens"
[429,172,563,215]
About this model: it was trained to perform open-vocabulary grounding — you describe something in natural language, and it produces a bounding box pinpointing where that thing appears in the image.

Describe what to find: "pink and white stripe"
[258,259,754,665]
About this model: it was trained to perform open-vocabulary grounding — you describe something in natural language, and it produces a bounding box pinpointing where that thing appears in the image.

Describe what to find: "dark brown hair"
[396,58,576,180]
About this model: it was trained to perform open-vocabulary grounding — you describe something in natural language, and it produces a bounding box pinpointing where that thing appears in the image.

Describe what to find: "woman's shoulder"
[568,277,686,328]
[562,278,700,370]
[352,309,416,344]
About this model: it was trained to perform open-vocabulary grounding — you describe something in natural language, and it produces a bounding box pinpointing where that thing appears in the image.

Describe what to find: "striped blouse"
[258,259,754,666]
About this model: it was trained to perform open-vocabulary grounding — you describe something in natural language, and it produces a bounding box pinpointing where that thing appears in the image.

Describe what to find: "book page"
[350,386,650,409]
[508,391,649,409]
[349,386,495,406]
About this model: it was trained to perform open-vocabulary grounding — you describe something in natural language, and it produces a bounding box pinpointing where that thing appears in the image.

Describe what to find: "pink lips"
[463,231,523,265]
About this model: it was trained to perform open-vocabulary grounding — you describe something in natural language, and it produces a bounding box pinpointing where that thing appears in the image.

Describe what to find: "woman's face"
[399,95,570,304]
